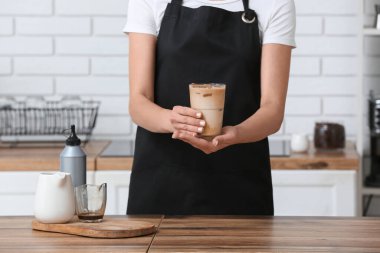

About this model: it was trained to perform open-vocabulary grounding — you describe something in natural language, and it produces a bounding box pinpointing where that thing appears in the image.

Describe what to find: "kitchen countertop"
[0,141,109,171]
[1,215,380,252]
[0,140,359,171]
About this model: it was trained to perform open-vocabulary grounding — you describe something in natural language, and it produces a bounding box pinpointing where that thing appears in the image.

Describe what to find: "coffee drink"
[189,83,226,139]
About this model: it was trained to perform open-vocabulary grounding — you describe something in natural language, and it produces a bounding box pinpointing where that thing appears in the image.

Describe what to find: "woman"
[123,0,295,215]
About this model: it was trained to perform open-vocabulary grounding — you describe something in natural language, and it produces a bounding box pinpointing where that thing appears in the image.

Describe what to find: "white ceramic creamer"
[34,172,75,223]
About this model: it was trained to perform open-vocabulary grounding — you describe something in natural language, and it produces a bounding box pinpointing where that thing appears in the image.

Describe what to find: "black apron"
[127,0,273,215]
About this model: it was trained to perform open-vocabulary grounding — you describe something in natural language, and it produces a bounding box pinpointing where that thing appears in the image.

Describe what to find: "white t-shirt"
[123,0,296,47]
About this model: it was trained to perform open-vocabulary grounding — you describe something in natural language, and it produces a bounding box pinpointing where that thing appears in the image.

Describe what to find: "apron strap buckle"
[241,0,256,24]
[241,12,256,24]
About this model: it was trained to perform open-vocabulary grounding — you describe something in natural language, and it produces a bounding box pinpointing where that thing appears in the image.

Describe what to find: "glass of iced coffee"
[189,83,226,140]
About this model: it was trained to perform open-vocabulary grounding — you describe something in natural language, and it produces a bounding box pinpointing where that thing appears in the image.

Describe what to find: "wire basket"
[0,96,100,142]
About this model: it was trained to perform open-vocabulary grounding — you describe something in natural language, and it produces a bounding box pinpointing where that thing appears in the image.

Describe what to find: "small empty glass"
[75,183,107,223]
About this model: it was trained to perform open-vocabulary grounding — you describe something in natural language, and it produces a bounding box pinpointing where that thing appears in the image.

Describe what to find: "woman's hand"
[168,106,206,136]
[172,126,238,154]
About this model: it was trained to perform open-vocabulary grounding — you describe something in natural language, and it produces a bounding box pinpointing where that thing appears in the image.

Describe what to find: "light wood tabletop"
[151,216,380,252]
[1,215,380,252]
[0,216,162,253]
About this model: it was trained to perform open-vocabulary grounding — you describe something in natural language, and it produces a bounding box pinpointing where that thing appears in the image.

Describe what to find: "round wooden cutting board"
[32,218,157,238]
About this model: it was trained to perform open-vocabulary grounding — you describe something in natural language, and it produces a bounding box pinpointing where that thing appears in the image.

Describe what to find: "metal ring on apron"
[241,13,255,24]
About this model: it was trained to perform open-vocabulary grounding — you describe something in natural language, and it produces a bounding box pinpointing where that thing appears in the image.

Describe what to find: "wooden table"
[1,216,380,252]
[0,216,162,253]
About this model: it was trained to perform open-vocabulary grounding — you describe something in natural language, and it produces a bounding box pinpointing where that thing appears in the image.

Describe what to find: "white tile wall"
[296,17,322,35]
[0,58,12,75]
[16,17,91,35]
[288,77,357,95]
[290,57,320,76]
[294,0,357,15]
[91,57,129,75]
[55,0,129,15]
[0,77,54,95]
[325,17,358,35]
[0,37,53,55]
[93,18,127,36]
[294,37,358,56]
[323,97,356,115]
[56,77,129,95]
[56,38,128,55]
[0,18,13,35]
[285,97,321,115]
[0,0,360,140]
[0,0,52,15]
[283,0,359,139]
[14,57,89,75]
[322,57,357,76]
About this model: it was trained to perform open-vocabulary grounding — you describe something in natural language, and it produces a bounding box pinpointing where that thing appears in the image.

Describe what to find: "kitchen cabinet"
[86,170,358,216]
[0,171,95,216]
[0,170,356,216]
[0,170,357,216]
[0,141,359,216]
[272,170,357,216]
[94,171,131,215]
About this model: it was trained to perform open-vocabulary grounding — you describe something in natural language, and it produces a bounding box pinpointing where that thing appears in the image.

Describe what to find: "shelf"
[363,28,380,36]
[362,187,380,195]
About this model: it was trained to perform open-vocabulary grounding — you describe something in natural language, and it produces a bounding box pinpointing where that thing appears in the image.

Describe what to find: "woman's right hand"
[169,106,206,136]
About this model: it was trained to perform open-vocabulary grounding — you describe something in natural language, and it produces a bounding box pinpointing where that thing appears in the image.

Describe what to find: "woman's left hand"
[172,126,238,154]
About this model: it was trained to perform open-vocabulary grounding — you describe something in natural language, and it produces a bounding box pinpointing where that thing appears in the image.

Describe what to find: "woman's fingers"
[170,106,205,134]
[173,123,203,134]
[173,106,202,118]
[174,131,217,154]
[175,114,205,127]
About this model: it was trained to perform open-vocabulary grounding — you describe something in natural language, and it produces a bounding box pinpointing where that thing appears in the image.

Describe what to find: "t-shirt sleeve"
[123,0,157,36]
[263,0,296,48]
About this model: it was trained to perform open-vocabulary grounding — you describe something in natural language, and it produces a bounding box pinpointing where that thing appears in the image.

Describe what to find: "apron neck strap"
[172,0,182,5]
[242,0,255,20]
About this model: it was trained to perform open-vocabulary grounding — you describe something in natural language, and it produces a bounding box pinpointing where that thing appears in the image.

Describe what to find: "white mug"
[34,172,75,223]
[290,133,309,153]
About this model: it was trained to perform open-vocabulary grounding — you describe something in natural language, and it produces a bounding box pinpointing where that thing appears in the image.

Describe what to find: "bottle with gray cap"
[60,125,86,187]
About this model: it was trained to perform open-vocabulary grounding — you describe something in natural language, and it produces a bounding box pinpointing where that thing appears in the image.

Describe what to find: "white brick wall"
[325,17,358,35]
[0,0,52,15]
[56,77,129,95]
[0,37,53,55]
[14,57,89,75]
[0,77,54,95]
[0,18,13,35]
[282,0,359,139]
[285,97,321,115]
[0,58,12,75]
[55,0,128,15]
[93,18,127,36]
[290,57,320,76]
[91,57,129,75]
[56,38,128,55]
[294,0,356,15]
[296,17,322,35]
[322,57,357,76]
[0,0,359,140]
[16,17,91,35]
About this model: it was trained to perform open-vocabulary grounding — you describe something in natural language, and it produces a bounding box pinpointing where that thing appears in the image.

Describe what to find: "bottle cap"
[65,125,81,146]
